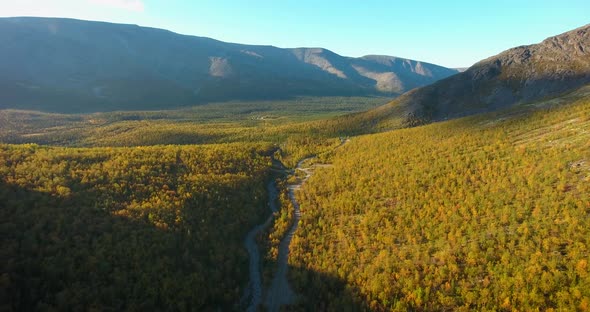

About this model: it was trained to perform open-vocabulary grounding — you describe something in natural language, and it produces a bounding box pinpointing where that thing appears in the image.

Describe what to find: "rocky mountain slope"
[397,23,590,124]
[289,49,454,94]
[0,17,457,113]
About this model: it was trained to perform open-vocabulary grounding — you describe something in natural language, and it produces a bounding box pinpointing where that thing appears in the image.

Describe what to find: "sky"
[0,0,588,68]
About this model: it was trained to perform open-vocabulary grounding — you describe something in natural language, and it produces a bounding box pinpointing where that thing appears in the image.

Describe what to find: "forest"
[0,143,274,310]
[0,96,370,310]
[286,91,590,310]
[2,9,590,312]
[0,97,385,147]
[2,86,590,310]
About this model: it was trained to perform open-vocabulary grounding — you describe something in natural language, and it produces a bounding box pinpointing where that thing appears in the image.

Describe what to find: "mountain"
[289,50,457,93]
[287,81,590,312]
[369,24,590,127]
[0,17,458,113]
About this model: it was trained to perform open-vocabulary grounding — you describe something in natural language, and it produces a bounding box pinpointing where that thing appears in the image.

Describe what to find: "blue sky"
[1,0,588,67]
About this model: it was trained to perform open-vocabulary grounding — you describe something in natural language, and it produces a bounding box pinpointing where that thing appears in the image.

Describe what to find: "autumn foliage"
[289,97,590,310]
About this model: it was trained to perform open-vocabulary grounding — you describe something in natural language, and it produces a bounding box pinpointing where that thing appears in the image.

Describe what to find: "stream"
[243,181,278,312]
[264,157,315,312]
[243,139,348,311]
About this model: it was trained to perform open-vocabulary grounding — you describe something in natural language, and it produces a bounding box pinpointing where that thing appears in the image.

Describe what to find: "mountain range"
[381,23,590,126]
[0,17,458,113]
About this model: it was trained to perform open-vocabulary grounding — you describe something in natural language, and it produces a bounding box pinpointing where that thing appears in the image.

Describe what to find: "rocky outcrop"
[398,24,590,122]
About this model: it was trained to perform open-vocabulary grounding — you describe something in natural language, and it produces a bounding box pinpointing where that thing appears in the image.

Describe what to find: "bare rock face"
[209,57,234,78]
[478,24,590,90]
[400,24,590,122]
[289,49,459,95]
[290,48,349,79]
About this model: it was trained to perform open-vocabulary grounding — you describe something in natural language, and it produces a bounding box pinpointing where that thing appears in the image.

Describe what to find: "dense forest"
[2,15,590,312]
[0,143,274,310]
[287,93,590,310]
[0,96,379,311]
[2,83,590,311]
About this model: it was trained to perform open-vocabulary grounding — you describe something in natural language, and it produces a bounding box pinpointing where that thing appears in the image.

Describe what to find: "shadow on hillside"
[0,179,371,312]
[0,178,250,311]
[1,179,193,310]
[246,258,370,312]
[283,264,372,312]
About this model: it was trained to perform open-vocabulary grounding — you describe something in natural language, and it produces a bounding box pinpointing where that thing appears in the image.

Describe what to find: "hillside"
[3,14,590,312]
[287,85,590,310]
[0,143,273,310]
[290,50,454,94]
[350,23,590,130]
[0,17,457,113]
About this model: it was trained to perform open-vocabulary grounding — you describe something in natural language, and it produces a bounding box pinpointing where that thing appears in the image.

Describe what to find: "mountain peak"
[474,23,590,72]
[400,23,590,123]
[347,23,590,131]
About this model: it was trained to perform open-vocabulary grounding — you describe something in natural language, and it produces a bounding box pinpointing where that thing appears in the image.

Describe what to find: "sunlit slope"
[342,23,590,132]
[0,143,272,310]
[288,87,590,310]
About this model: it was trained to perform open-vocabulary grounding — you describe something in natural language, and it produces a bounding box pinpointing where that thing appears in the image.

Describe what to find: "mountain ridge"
[352,23,590,129]
[0,16,458,113]
[411,23,590,122]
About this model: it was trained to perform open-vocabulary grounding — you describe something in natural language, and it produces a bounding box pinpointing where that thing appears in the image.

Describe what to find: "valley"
[0,96,386,148]
[0,17,457,113]
[1,14,589,312]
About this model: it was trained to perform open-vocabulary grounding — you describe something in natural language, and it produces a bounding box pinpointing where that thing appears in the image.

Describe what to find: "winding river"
[244,139,348,311]
[264,157,314,312]
[243,181,278,312]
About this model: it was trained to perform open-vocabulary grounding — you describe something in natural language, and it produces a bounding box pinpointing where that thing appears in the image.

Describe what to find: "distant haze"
[0,17,458,113]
